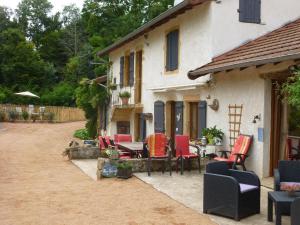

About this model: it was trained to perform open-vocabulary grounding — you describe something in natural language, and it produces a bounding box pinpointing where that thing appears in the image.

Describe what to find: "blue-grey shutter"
[166,32,172,71]
[166,30,179,71]
[120,56,124,88]
[154,101,165,133]
[175,101,183,135]
[139,114,147,141]
[239,0,261,24]
[171,30,179,71]
[129,52,134,86]
[198,101,207,138]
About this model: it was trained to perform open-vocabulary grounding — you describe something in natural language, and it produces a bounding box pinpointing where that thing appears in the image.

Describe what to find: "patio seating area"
[68,132,300,225]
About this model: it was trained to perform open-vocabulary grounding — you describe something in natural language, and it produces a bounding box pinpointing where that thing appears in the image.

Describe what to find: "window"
[166,29,179,72]
[239,0,261,24]
[120,52,134,87]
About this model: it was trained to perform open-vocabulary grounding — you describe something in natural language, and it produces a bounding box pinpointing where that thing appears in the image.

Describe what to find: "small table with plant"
[201,126,224,159]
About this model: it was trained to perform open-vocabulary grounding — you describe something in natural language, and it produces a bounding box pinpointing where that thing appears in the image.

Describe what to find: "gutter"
[188,52,300,80]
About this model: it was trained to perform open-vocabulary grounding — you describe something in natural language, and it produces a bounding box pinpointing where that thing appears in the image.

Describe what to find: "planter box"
[117,168,133,179]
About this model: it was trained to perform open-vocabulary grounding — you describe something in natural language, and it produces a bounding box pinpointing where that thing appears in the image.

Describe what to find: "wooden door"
[269,82,282,176]
[135,50,142,104]
[189,102,199,140]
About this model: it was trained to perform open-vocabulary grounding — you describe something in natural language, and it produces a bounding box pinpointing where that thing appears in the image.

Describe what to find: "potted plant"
[202,126,224,154]
[119,91,131,105]
[109,83,117,91]
[117,161,133,179]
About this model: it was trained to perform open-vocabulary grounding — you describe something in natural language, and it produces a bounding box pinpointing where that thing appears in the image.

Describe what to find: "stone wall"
[96,157,206,180]
[66,147,100,160]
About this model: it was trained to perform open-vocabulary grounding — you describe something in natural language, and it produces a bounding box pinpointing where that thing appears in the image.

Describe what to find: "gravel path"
[0,122,215,225]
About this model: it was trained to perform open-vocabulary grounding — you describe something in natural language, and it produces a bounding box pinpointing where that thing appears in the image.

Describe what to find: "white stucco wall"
[197,68,266,177]
[211,0,300,57]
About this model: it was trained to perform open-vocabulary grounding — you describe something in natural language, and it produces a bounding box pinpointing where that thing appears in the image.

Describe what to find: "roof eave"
[97,0,209,57]
[188,53,300,80]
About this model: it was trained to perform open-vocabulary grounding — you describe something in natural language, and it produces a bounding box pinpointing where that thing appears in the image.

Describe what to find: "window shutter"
[139,114,147,141]
[129,52,135,86]
[175,101,183,135]
[198,101,207,138]
[166,30,179,71]
[166,33,172,71]
[120,56,124,88]
[171,30,179,71]
[239,0,261,24]
[154,101,165,133]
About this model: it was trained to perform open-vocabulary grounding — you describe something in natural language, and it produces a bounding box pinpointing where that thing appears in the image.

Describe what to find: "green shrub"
[117,161,133,170]
[73,128,91,140]
[0,111,5,121]
[22,111,29,120]
[8,111,18,122]
[31,114,39,122]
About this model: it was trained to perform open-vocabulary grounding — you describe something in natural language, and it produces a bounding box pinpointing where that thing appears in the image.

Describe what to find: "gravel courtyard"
[0,122,215,225]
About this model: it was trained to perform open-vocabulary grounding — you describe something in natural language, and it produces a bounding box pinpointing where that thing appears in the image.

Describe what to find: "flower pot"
[121,97,129,105]
[117,168,133,179]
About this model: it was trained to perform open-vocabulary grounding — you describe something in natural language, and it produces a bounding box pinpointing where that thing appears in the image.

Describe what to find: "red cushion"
[114,134,132,143]
[147,133,167,157]
[181,154,198,158]
[175,135,190,157]
[214,157,233,163]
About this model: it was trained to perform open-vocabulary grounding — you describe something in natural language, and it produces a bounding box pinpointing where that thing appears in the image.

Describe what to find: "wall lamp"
[252,114,261,123]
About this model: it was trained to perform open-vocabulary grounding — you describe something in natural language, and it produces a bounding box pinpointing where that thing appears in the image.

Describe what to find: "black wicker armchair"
[203,161,260,221]
[274,160,300,215]
[291,198,300,225]
[274,160,300,191]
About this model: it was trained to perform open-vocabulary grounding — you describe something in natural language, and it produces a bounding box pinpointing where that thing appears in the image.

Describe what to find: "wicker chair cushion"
[239,183,259,193]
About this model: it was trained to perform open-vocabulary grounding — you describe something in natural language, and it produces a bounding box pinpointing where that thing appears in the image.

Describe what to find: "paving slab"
[71,159,291,225]
[135,171,290,225]
[71,159,98,181]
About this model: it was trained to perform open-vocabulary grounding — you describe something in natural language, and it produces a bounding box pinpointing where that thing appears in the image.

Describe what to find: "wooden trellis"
[228,104,243,148]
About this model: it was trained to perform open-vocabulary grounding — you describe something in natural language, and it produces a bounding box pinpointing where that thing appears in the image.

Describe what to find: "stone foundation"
[66,147,100,160]
[96,157,207,180]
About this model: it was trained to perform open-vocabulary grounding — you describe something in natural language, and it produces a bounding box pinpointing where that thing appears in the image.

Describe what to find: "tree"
[0,28,55,95]
[75,78,108,137]
[16,0,59,48]
[282,68,300,108]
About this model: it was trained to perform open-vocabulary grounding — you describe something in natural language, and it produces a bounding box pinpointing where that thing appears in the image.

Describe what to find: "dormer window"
[239,0,261,24]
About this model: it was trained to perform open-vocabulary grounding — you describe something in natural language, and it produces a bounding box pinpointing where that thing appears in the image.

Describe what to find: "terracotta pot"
[121,97,129,105]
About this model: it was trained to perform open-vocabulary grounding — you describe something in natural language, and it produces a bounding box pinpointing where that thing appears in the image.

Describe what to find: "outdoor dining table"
[117,142,144,158]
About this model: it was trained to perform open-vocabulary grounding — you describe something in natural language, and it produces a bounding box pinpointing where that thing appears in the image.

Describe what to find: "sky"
[0,0,85,13]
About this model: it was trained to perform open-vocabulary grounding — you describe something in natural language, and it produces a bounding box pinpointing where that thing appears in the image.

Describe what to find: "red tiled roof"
[188,18,300,79]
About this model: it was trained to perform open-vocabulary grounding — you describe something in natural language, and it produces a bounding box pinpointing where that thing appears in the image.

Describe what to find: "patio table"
[117,142,144,158]
[268,191,300,225]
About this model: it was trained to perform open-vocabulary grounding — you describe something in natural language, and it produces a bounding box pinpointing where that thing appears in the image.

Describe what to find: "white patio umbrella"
[15,91,40,98]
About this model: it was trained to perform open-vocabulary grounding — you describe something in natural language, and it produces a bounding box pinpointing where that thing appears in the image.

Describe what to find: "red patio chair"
[175,135,201,175]
[114,134,132,145]
[101,136,130,159]
[146,133,172,176]
[214,134,253,171]
[98,136,106,151]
